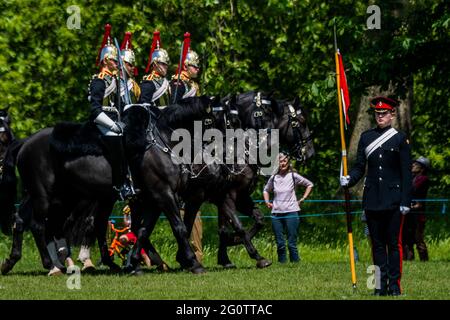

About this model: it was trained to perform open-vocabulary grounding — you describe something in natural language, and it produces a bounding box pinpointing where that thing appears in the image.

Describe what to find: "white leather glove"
[94,112,123,134]
[400,206,410,215]
[111,121,125,134]
[340,175,350,187]
[94,111,116,128]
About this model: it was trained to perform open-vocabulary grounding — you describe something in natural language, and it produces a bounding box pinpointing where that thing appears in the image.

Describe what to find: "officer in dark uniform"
[139,30,171,109]
[340,96,412,296]
[89,24,135,201]
[170,32,201,104]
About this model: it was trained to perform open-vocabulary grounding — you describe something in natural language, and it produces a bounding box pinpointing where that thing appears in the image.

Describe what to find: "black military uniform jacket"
[89,69,140,122]
[169,70,199,103]
[139,72,170,108]
[348,125,412,211]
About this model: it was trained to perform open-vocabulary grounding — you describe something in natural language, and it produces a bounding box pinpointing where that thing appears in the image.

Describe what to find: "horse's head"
[229,91,281,131]
[276,97,315,163]
[210,95,242,132]
[202,95,222,131]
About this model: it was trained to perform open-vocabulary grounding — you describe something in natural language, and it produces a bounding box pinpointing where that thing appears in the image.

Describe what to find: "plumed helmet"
[184,49,200,68]
[121,32,135,66]
[122,50,135,65]
[178,32,199,71]
[101,45,118,63]
[96,24,118,66]
[145,30,170,73]
[415,156,430,169]
[152,48,170,65]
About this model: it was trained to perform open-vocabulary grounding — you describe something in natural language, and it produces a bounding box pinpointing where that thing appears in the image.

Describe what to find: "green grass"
[1,231,449,300]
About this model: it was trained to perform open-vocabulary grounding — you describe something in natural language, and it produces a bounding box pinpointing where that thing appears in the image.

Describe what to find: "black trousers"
[366,209,404,293]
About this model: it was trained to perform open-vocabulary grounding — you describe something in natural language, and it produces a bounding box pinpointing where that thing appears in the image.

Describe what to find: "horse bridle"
[213,99,241,130]
[251,92,273,130]
[284,103,312,163]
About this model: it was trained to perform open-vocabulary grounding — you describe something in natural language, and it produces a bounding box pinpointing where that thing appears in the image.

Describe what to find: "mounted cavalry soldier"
[340,96,412,296]
[88,24,136,201]
[120,31,141,104]
[139,30,171,109]
[169,32,204,263]
[170,32,201,103]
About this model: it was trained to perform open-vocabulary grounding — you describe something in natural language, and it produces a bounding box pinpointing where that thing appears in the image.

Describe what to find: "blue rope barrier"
[14,199,448,218]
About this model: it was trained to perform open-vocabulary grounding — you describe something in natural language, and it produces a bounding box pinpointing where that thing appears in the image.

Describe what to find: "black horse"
[177,92,279,268]
[0,107,16,234]
[123,96,226,274]
[179,92,314,268]
[0,96,218,274]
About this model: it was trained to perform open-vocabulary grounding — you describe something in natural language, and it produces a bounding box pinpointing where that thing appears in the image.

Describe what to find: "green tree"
[1,0,448,197]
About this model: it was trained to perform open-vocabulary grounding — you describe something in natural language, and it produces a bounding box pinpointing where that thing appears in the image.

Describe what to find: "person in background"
[119,206,170,271]
[263,153,313,263]
[403,156,430,261]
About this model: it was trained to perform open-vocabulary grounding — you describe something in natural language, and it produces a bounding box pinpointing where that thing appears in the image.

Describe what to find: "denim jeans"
[271,212,300,262]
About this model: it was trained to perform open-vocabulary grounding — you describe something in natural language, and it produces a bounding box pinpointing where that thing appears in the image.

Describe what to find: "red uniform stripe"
[397,214,405,292]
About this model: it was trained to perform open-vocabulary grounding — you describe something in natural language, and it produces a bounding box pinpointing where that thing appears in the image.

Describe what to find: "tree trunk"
[394,76,413,137]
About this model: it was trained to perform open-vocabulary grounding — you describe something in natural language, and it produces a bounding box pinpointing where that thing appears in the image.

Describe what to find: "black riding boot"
[102,135,136,201]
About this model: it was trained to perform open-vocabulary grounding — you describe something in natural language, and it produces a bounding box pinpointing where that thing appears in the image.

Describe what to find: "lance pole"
[172,41,185,104]
[334,20,357,290]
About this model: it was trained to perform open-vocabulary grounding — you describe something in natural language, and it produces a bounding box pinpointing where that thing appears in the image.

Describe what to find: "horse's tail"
[0,138,26,235]
[64,200,98,247]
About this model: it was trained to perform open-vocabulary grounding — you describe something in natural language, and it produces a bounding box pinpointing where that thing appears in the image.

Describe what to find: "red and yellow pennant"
[337,51,351,126]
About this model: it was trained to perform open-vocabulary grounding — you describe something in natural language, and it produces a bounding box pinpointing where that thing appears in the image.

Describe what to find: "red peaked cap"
[96,24,112,66]
[145,30,162,74]
[370,96,399,112]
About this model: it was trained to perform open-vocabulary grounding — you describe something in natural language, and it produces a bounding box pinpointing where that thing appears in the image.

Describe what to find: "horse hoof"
[81,259,97,273]
[222,263,236,269]
[1,260,12,275]
[108,263,122,273]
[256,259,272,269]
[190,265,206,274]
[48,266,64,276]
[81,265,96,273]
[130,268,144,276]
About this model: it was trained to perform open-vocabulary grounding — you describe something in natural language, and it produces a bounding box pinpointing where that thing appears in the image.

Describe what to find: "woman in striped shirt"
[263,153,313,263]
